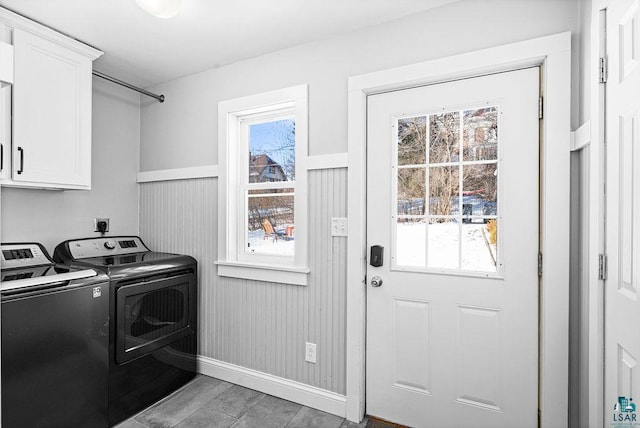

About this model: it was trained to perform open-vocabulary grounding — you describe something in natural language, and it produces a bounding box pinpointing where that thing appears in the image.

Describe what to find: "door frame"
[581,3,608,427]
[345,32,571,426]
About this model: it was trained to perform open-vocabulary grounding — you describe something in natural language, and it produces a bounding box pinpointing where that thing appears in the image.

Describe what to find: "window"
[217,85,309,285]
[394,106,500,273]
[245,118,295,257]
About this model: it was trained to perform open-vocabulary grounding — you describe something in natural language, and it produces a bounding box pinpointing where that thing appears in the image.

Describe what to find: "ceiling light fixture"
[135,0,182,18]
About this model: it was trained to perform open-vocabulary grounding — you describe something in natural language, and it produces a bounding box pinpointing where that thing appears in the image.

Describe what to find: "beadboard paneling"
[139,168,347,394]
[139,177,217,353]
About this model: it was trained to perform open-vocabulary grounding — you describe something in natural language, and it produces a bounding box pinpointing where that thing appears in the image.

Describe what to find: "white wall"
[140,0,580,171]
[1,77,140,253]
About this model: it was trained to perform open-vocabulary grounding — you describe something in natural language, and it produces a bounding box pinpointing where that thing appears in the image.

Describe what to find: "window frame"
[217,85,309,286]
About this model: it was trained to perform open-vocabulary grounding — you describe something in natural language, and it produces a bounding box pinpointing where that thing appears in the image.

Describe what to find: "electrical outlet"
[94,218,110,233]
[305,342,317,364]
[331,217,347,237]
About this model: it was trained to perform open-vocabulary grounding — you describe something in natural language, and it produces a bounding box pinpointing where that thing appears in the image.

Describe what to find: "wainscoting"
[139,168,348,414]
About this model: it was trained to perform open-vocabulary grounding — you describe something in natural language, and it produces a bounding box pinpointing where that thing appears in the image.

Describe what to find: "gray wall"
[1,77,140,253]
[139,169,348,393]
[136,0,581,395]
[140,0,580,171]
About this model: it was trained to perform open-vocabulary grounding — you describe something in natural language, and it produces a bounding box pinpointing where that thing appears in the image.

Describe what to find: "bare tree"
[428,112,460,217]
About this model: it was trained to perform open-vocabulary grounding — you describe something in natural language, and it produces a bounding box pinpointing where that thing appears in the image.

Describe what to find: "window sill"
[215,261,310,286]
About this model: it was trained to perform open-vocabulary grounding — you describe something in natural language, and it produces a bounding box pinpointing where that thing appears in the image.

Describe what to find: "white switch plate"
[331,217,347,237]
[305,342,317,363]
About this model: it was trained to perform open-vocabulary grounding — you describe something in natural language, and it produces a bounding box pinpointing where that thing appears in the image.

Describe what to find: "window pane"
[397,168,425,215]
[429,166,459,216]
[427,219,459,269]
[463,107,498,161]
[429,111,460,164]
[390,107,500,275]
[462,164,497,220]
[249,119,295,183]
[397,116,426,166]
[461,221,497,272]
[396,218,426,267]
[247,194,294,256]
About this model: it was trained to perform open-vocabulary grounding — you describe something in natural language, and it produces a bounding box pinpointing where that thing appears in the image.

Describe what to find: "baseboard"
[197,356,347,418]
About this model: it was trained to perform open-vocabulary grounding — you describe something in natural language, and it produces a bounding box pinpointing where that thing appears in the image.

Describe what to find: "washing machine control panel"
[67,237,150,259]
[1,243,52,269]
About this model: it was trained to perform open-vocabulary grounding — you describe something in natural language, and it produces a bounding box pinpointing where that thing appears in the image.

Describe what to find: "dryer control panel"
[65,237,150,260]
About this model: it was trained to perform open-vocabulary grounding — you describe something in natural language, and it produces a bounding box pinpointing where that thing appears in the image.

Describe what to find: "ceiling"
[0,0,456,88]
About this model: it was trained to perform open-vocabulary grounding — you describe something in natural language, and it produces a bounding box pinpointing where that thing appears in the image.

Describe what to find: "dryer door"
[115,272,195,364]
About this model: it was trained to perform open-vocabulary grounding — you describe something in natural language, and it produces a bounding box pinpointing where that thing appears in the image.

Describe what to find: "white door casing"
[366,68,540,428]
[604,0,640,424]
[346,33,570,425]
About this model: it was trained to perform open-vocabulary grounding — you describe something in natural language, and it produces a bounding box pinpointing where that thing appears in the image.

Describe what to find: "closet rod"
[92,70,165,103]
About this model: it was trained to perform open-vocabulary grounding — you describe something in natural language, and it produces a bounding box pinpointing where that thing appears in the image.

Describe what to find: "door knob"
[370,276,383,287]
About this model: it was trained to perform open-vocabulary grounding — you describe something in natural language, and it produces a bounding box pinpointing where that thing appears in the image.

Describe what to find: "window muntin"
[394,106,499,274]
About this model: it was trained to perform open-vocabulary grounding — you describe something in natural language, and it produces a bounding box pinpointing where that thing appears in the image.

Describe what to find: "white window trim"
[217,84,309,286]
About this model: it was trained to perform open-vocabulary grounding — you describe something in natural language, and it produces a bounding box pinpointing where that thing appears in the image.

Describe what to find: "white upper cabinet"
[0,82,8,182]
[12,29,92,188]
[0,23,13,182]
[0,8,102,189]
[0,41,13,85]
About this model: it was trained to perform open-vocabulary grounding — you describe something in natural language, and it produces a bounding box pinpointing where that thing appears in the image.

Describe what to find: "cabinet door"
[0,83,9,182]
[12,28,92,188]
[0,23,10,182]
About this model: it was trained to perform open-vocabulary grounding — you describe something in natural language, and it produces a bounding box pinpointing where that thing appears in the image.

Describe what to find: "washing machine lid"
[1,266,98,292]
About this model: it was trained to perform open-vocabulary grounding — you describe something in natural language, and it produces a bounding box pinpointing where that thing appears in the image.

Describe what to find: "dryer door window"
[116,273,195,364]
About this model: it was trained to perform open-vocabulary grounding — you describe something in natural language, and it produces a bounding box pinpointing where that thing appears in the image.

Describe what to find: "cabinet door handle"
[0,143,3,172]
[17,147,24,174]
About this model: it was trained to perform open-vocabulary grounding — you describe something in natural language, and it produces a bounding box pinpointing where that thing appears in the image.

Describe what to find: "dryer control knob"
[104,240,117,250]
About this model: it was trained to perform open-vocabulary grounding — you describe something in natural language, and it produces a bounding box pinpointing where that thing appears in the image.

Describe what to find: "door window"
[394,107,499,273]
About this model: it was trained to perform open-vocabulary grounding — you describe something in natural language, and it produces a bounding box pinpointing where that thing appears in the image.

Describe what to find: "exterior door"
[605,0,640,424]
[366,68,540,427]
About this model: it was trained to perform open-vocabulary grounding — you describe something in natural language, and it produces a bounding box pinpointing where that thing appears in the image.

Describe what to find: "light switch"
[331,217,347,237]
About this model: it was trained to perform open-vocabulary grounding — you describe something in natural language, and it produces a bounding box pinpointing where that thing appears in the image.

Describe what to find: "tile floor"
[115,375,369,428]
